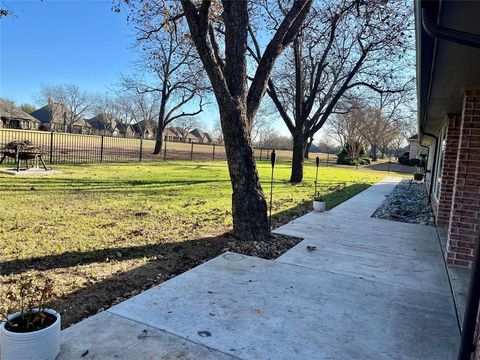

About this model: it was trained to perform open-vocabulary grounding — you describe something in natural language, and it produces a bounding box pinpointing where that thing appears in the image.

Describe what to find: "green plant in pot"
[313,195,326,212]
[414,166,424,181]
[0,275,60,360]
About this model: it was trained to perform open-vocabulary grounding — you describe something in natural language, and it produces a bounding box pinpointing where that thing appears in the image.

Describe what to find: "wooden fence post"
[139,137,143,162]
[212,144,216,161]
[260,148,263,161]
[190,142,194,161]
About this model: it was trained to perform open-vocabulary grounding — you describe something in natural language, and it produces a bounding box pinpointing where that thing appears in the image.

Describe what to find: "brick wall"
[446,89,480,267]
[437,114,462,228]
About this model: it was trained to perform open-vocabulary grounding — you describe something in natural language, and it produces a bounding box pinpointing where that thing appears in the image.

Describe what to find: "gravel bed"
[372,179,435,226]
[226,233,302,259]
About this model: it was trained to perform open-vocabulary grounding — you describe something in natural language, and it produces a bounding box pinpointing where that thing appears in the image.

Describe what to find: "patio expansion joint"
[103,310,242,360]
[274,255,456,302]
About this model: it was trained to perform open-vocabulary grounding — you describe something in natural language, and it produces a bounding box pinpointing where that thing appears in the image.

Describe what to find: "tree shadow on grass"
[1,183,369,277]
[1,183,371,328]
[0,238,229,276]
[0,177,231,193]
[50,234,235,327]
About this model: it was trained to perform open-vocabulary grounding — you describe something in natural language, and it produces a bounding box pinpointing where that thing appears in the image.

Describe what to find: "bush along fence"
[0,128,336,165]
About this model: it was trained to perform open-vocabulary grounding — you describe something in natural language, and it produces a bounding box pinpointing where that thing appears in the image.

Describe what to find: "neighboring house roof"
[132,119,157,134]
[190,128,206,140]
[172,127,198,141]
[204,132,213,143]
[30,106,52,124]
[31,103,91,128]
[116,123,134,134]
[163,128,181,137]
[0,99,40,123]
[169,127,183,137]
[190,128,213,143]
[87,114,118,132]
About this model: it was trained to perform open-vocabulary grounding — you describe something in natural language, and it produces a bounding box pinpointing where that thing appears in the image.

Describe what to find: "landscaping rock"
[227,234,302,259]
[372,179,434,226]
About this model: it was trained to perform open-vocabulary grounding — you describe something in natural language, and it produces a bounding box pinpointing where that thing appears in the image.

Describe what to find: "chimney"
[48,97,52,109]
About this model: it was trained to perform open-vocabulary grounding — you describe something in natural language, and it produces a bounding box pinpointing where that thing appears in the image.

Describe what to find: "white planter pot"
[0,309,60,360]
[313,201,326,212]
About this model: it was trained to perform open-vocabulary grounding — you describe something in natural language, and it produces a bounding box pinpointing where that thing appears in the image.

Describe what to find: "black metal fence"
[0,128,336,165]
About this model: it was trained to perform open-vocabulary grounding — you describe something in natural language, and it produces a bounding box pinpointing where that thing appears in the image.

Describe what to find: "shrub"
[1,275,56,333]
[336,149,371,166]
[408,158,421,167]
[398,154,421,167]
[398,155,409,165]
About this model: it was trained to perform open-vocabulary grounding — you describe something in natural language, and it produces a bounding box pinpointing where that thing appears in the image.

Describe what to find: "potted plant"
[313,196,326,212]
[414,166,424,181]
[0,276,60,360]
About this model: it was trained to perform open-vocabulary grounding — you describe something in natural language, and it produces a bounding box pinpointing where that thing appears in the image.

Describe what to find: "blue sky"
[0,0,287,134]
[1,0,136,103]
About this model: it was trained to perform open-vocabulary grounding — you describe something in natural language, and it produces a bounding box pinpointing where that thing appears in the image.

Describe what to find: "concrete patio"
[59,177,459,359]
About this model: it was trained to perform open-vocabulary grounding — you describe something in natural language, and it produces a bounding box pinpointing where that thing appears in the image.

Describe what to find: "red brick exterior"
[437,114,462,228]
[446,89,480,267]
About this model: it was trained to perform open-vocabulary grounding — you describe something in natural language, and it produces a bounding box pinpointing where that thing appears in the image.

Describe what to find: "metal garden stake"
[315,156,320,198]
[269,149,276,233]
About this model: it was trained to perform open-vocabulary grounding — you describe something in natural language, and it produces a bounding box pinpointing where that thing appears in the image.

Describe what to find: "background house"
[31,101,92,134]
[115,123,136,138]
[406,134,427,159]
[172,127,198,143]
[87,114,120,136]
[0,99,40,130]
[132,120,157,139]
[163,127,182,142]
[190,128,213,144]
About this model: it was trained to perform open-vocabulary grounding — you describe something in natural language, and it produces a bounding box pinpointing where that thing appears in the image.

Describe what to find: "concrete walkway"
[59,177,459,359]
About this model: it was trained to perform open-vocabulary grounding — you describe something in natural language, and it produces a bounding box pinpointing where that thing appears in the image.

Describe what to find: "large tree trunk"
[290,131,306,183]
[153,101,167,155]
[153,121,165,155]
[370,143,377,161]
[304,136,313,159]
[220,105,269,242]
[153,135,163,155]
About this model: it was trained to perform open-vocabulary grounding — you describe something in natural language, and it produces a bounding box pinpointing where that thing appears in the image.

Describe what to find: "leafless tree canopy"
[248,0,414,181]
[356,91,414,160]
[38,84,93,132]
[329,94,411,160]
[117,1,208,153]
[173,115,203,140]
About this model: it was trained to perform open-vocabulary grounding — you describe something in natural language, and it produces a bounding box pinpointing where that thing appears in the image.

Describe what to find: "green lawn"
[0,160,395,326]
[0,160,387,259]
